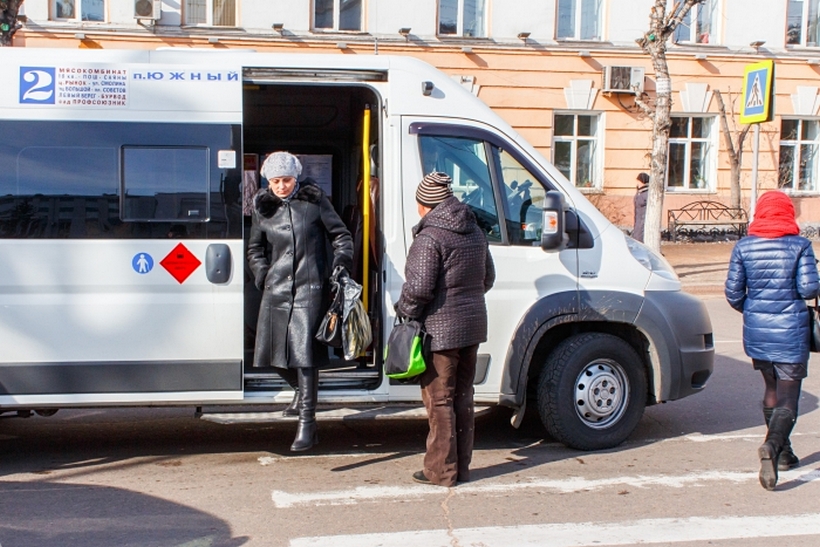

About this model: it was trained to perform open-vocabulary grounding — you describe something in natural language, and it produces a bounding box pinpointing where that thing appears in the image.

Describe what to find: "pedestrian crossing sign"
[740,60,774,124]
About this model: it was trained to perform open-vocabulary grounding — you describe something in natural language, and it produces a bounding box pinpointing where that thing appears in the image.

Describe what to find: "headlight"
[625,237,678,281]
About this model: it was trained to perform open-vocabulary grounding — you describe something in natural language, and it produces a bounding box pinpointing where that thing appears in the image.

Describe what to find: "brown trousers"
[420,344,478,487]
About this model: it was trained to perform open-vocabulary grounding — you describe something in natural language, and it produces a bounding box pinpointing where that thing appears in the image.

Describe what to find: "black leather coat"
[247,182,353,369]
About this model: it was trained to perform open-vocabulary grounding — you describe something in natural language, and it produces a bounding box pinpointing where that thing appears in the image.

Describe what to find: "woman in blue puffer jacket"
[725,190,819,491]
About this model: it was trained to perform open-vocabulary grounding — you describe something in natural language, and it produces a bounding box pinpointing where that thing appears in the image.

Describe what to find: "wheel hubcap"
[574,359,629,429]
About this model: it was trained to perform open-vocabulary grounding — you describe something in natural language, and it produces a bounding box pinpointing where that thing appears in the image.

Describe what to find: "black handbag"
[383,318,428,380]
[809,298,820,353]
[315,282,344,348]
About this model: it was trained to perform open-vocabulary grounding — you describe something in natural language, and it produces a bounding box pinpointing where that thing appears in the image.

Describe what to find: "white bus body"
[0,48,713,450]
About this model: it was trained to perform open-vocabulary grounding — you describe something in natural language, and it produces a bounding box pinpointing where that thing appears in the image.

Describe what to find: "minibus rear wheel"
[537,332,647,451]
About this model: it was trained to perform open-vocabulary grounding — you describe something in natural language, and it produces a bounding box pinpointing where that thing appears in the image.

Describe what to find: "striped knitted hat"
[415,172,453,208]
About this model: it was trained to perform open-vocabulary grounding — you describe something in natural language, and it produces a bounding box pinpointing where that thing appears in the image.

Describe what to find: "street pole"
[750,123,760,219]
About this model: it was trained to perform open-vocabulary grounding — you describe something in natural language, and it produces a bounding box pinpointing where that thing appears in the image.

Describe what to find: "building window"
[787,0,820,46]
[314,0,362,31]
[184,0,236,27]
[779,119,820,192]
[673,0,718,44]
[556,0,601,41]
[552,113,600,189]
[667,116,714,191]
[53,0,105,21]
[438,0,486,38]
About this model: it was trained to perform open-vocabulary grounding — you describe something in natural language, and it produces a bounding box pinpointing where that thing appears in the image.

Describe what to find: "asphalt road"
[2,296,820,547]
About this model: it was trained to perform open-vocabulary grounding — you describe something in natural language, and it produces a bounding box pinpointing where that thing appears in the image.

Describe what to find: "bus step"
[199,404,492,425]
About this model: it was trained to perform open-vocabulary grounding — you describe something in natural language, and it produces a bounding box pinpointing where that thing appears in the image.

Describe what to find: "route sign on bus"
[740,60,774,124]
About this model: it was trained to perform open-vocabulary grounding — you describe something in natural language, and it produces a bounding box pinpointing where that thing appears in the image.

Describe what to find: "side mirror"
[540,190,568,252]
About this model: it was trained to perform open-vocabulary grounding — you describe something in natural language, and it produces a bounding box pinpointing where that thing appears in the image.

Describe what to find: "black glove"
[332,265,348,283]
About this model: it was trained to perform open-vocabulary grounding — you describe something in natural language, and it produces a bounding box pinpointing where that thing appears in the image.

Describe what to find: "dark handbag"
[809,298,820,353]
[383,318,428,380]
[315,282,344,348]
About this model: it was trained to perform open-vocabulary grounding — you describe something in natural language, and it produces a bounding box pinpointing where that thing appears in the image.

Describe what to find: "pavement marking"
[288,513,820,547]
[271,468,820,508]
[258,452,413,465]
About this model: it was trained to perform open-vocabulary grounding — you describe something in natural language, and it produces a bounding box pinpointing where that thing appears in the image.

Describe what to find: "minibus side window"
[492,146,548,246]
[122,146,210,222]
[419,135,502,243]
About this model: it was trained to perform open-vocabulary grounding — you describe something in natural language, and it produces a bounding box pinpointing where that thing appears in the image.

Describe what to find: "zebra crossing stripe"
[271,468,820,508]
[289,513,820,547]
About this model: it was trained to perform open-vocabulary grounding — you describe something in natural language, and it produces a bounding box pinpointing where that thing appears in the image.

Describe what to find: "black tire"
[34,409,58,417]
[537,332,647,451]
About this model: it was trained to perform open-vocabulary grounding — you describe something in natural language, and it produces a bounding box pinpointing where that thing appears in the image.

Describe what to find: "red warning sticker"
[160,243,201,284]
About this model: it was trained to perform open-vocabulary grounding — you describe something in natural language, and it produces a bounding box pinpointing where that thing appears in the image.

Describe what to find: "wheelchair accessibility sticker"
[133,253,154,274]
[20,67,56,104]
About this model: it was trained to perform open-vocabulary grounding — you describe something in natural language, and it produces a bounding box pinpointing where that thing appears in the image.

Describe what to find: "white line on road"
[271,468,820,508]
[288,513,820,547]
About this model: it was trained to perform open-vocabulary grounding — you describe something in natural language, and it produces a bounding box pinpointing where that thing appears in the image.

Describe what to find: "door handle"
[205,244,232,284]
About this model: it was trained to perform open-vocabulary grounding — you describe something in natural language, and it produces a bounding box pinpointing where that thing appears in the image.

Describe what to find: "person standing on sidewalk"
[724,190,819,490]
[632,172,650,243]
[396,172,495,487]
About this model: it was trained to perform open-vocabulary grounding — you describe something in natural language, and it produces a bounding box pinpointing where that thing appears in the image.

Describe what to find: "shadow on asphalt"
[0,481,249,547]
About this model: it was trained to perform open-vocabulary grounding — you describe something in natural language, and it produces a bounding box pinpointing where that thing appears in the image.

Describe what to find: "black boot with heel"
[291,368,318,452]
[763,406,799,471]
[278,368,300,418]
[758,407,796,490]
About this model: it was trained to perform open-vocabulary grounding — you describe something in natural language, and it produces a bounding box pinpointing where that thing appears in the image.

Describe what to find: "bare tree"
[634,0,705,252]
[0,0,24,46]
[714,89,751,210]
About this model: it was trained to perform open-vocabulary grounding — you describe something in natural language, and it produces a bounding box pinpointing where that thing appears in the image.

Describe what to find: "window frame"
[412,123,561,246]
[51,0,106,22]
[121,145,212,223]
[555,0,602,41]
[183,0,237,27]
[551,111,602,190]
[437,0,487,38]
[665,115,717,192]
[313,0,364,32]
[778,117,820,194]
[672,0,719,45]
[787,0,820,47]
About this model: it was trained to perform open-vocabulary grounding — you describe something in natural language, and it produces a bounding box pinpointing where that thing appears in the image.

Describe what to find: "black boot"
[291,368,318,452]
[758,408,796,491]
[278,368,300,417]
[764,406,799,471]
[283,391,300,417]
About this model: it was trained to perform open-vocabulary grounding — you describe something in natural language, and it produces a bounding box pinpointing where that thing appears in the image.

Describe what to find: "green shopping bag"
[383,318,427,380]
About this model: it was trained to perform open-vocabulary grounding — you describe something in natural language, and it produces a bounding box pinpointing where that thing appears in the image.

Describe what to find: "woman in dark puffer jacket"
[397,172,495,487]
[725,190,819,490]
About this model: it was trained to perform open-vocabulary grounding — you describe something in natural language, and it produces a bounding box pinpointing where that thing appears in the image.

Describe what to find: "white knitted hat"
[261,151,302,180]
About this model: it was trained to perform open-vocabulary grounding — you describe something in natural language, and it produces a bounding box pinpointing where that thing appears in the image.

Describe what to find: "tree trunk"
[0,1,24,47]
[714,90,750,210]
[644,44,671,252]
[636,0,705,252]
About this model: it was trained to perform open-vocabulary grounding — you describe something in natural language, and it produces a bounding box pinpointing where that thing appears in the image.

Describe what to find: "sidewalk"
[661,241,734,296]
[661,240,820,296]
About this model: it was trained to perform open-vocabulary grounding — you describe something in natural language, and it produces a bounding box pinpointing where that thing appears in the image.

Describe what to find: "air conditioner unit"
[134,0,161,20]
[602,66,645,94]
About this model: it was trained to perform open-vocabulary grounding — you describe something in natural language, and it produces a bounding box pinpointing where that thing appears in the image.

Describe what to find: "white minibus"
[0,48,713,450]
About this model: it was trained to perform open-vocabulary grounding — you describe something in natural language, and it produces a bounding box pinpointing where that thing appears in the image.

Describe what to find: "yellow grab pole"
[361,106,371,314]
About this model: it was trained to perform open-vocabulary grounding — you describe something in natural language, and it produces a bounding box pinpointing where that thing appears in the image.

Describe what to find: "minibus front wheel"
[537,332,647,451]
